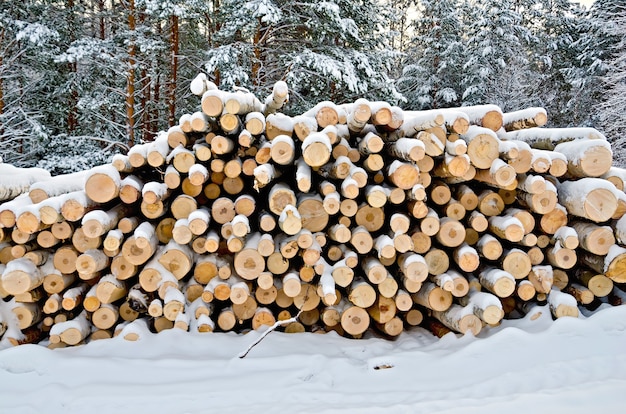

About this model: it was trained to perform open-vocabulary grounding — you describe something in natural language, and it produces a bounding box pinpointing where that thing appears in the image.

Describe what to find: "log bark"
[580,245,626,284]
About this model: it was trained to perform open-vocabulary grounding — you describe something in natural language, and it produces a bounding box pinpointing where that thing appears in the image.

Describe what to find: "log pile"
[1,76,626,347]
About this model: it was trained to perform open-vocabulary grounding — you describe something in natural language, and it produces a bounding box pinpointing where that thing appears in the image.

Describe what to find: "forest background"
[1,0,624,173]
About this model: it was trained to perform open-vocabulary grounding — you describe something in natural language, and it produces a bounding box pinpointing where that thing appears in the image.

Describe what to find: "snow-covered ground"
[0,304,625,414]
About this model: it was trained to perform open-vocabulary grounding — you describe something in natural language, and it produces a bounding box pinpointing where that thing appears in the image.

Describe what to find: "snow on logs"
[1,80,626,348]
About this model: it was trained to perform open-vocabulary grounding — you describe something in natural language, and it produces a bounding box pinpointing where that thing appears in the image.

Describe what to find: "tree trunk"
[66,0,78,133]
[125,0,137,147]
[168,14,179,127]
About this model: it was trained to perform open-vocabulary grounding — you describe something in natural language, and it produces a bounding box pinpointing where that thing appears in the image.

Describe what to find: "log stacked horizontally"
[1,76,626,346]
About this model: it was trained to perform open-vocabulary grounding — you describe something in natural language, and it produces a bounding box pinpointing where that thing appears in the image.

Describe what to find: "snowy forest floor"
[0,304,625,414]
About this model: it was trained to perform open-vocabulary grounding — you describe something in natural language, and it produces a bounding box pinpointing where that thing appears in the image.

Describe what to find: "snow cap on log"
[505,127,607,150]
[0,164,51,202]
[29,170,89,203]
[502,107,548,131]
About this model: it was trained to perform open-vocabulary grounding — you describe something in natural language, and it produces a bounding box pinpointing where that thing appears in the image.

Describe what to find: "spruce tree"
[596,3,626,166]
[461,0,532,110]
[397,0,465,110]
[205,0,400,114]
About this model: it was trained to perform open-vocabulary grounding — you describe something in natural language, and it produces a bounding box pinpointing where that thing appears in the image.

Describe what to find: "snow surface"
[4,305,625,413]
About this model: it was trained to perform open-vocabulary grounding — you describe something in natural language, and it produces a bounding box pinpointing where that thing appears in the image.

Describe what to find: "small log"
[424,248,450,276]
[347,278,377,308]
[234,233,265,280]
[147,134,170,167]
[331,258,356,288]
[95,275,127,304]
[477,190,505,217]
[546,242,577,270]
[476,234,503,261]
[157,240,194,280]
[387,137,426,162]
[76,249,110,277]
[119,176,142,204]
[43,271,75,295]
[474,159,517,189]
[459,126,500,169]
[50,312,90,346]
[571,222,615,255]
[458,290,504,325]
[121,222,158,266]
[458,104,503,132]
[1,257,43,295]
[528,265,554,294]
[301,132,332,168]
[340,304,370,337]
[432,304,482,336]
[71,227,101,254]
[367,296,397,324]
[547,289,579,319]
[501,248,532,279]
[455,184,479,211]
[479,267,516,298]
[37,230,59,249]
[412,282,452,311]
[350,226,374,255]
[567,283,595,305]
[118,216,140,234]
[488,215,524,243]
[574,270,613,298]
[517,184,558,215]
[435,217,466,248]
[92,304,120,330]
[538,204,568,235]
[454,243,480,273]
[362,257,388,285]
[467,211,488,233]
[387,160,420,190]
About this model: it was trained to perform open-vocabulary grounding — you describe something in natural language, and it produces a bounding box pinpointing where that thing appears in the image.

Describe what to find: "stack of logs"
[1,74,626,347]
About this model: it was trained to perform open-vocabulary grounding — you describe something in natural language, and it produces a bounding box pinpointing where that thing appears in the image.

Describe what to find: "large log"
[84,165,121,204]
[557,178,619,223]
[553,138,613,178]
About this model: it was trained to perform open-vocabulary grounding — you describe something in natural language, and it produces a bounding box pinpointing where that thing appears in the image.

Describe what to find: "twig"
[238,285,310,359]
